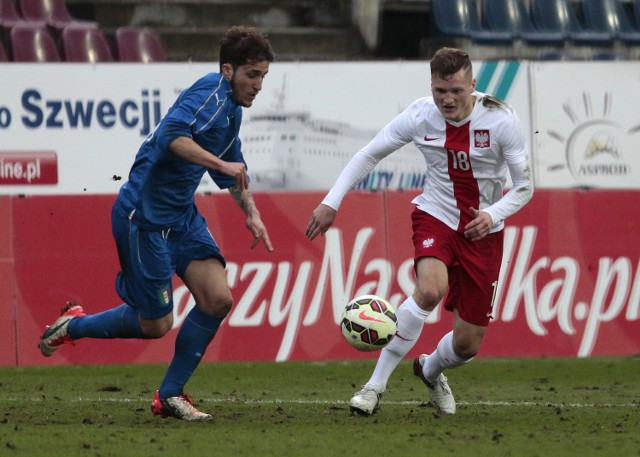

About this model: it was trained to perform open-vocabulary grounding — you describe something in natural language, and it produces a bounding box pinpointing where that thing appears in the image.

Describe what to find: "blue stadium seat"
[431,0,513,44]
[530,0,614,46]
[482,0,564,46]
[591,50,625,60]
[536,49,572,60]
[582,0,640,45]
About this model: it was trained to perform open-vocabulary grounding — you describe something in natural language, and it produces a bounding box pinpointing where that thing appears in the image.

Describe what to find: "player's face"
[222,61,269,108]
[431,69,476,122]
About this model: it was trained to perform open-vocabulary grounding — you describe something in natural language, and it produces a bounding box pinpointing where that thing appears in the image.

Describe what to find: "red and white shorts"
[411,207,503,327]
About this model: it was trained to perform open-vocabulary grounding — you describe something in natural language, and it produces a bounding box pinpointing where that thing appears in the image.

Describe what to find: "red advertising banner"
[3,189,639,366]
[0,197,16,366]
[0,151,58,185]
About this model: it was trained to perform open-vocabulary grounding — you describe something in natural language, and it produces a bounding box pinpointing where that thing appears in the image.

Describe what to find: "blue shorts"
[111,203,225,319]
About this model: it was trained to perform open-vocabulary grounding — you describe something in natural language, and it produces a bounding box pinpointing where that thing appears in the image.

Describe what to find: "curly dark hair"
[430,47,472,80]
[219,26,275,70]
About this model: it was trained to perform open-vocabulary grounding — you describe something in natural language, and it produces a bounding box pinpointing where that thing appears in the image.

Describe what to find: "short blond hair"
[430,47,472,80]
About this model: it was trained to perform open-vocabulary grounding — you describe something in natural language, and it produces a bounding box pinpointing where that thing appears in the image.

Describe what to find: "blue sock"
[68,304,144,339]
[158,306,223,399]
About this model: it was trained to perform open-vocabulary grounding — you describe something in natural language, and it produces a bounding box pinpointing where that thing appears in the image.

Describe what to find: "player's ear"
[221,63,233,81]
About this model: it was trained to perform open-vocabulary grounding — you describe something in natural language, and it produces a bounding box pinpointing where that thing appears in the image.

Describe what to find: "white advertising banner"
[1,63,208,195]
[0,60,531,195]
[530,62,640,189]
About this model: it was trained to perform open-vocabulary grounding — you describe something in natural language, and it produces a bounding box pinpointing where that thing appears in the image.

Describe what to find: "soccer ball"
[340,295,398,352]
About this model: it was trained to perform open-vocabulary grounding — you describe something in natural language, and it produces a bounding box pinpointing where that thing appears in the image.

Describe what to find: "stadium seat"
[0,38,8,60]
[529,0,614,46]
[581,0,640,45]
[0,0,24,50]
[536,49,572,60]
[115,26,167,62]
[481,0,564,46]
[10,21,60,61]
[431,0,512,44]
[591,50,625,60]
[18,0,94,31]
[0,0,23,29]
[61,23,113,62]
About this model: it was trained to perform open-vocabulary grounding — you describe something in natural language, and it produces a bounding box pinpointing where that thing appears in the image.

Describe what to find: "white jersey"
[322,92,533,233]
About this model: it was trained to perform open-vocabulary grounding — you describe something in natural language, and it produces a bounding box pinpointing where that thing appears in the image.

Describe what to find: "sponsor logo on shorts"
[422,238,434,248]
[158,287,171,305]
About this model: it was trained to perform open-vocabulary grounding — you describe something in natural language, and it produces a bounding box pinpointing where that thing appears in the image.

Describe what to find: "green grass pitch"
[1,357,639,456]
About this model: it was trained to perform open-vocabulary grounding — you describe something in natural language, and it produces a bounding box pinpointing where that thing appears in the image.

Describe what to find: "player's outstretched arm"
[169,136,249,190]
[228,184,274,251]
[306,204,337,241]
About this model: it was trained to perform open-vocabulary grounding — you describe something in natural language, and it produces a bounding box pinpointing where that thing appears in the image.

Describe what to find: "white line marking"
[13,397,639,408]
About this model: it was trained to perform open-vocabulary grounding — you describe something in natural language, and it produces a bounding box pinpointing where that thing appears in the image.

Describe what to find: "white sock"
[366,297,430,392]
[422,331,472,383]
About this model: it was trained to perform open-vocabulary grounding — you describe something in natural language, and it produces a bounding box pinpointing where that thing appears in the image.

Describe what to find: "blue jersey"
[116,72,245,230]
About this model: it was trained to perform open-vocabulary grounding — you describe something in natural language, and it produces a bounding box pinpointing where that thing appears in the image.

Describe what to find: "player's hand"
[306,204,337,240]
[464,207,493,241]
[168,138,248,190]
[220,161,249,190]
[247,214,274,252]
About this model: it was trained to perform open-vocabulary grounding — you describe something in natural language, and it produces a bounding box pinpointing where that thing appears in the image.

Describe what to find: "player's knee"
[453,337,481,360]
[215,296,233,317]
[414,288,445,311]
[140,315,173,339]
[456,345,479,360]
[200,295,233,317]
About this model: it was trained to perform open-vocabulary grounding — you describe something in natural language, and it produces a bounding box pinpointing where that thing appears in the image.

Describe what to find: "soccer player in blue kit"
[38,26,275,420]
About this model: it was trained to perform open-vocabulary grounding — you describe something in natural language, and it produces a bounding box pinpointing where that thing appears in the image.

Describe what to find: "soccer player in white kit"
[306,47,533,415]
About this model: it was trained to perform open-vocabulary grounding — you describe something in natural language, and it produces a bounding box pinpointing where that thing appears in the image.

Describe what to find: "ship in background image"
[240,77,426,192]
